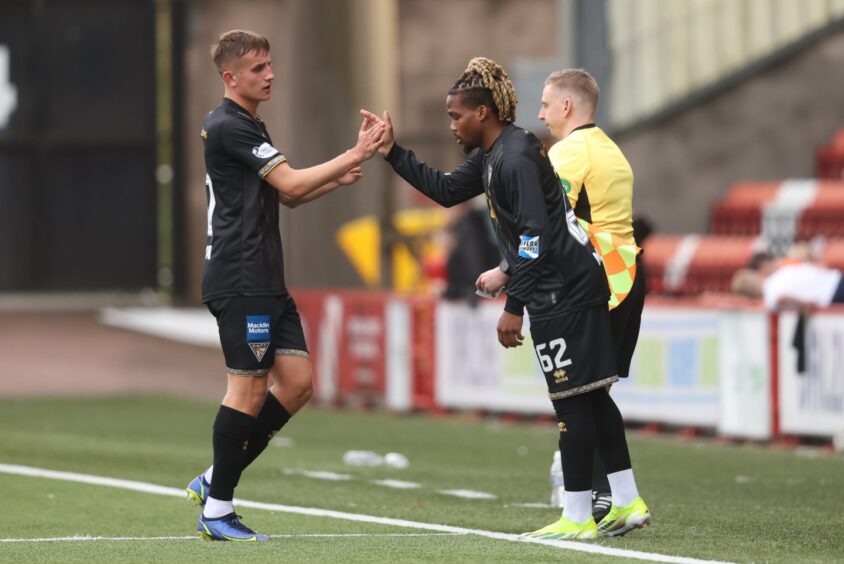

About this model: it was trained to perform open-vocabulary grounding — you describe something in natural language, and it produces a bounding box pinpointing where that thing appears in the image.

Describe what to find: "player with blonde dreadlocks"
[449,57,518,124]
[362,58,651,539]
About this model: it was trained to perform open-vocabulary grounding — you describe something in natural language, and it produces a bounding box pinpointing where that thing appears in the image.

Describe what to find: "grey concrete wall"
[615,28,844,235]
[396,0,556,176]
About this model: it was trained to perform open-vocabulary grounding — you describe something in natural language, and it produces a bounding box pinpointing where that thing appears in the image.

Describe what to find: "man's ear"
[563,96,573,117]
[221,68,236,87]
[477,104,489,122]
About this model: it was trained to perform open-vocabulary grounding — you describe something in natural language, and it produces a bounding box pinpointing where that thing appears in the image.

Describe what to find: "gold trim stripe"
[548,375,619,400]
[259,155,287,178]
[275,348,310,359]
[227,367,271,376]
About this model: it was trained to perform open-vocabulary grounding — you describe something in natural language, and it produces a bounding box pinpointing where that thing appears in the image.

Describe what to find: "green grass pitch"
[0,396,841,563]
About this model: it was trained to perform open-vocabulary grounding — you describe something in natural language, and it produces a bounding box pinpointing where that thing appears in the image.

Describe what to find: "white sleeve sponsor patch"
[252,142,279,159]
[518,235,540,259]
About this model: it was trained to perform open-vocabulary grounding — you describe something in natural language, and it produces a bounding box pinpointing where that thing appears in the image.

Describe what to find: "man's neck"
[560,116,595,140]
[481,121,509,153]
[225,91,259,118]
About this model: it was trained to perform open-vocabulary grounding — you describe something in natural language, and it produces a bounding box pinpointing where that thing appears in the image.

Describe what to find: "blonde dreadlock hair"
[448,57,518,123]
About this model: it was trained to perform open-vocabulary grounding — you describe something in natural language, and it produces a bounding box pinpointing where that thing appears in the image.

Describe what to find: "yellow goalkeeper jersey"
[548,124,635,247]
[548,124,638,308]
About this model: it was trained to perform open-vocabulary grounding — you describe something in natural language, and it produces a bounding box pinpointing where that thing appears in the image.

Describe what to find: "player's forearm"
[270,150,363,201]
[503,259,547,315]
[385,144,481,207]
[281,180,341,208]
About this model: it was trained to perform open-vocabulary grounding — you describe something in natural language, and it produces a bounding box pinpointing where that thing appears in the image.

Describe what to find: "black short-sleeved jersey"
[201,98,288,302]
[385,124,609,316]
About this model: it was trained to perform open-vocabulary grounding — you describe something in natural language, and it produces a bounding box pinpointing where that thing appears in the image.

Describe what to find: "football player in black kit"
[186,30,384,542]
[362,58,650,539]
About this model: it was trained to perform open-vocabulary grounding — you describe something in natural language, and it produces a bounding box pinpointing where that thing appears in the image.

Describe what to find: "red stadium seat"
[640,235,683,294]
[642,235,757,295]
[816,129,844,179]
[710,182,779,235]
[682,236,757,294]
[796,182,844,239]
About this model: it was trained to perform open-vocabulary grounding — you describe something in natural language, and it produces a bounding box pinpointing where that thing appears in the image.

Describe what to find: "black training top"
[385,124,609,317]
[201,98,288,302]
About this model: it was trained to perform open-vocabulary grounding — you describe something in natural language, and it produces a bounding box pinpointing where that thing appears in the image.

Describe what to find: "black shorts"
[206,293,309,376]
[529,303,618,400]
[610,254,645,378]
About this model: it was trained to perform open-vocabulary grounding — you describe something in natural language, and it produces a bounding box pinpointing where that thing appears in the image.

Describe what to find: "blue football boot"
[186,474,210,507]
[197,512,270,542]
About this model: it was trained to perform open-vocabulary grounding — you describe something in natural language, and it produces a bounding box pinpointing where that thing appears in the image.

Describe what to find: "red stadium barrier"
[287,289,843,443]
[294,290,391,407]
[768,312,780,439]
[409,297,437,411]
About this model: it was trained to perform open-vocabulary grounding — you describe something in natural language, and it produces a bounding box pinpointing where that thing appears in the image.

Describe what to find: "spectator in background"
[732,252,844,310]
[733,251,844,373]
[443,201,501,303]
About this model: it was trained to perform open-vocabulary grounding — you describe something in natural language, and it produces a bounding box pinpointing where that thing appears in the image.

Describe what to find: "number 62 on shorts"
[534,338,572,372]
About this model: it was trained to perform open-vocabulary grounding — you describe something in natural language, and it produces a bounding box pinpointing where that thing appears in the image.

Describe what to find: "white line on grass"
[0,464,735,564]
[437,489,497,500]
[289,469,353,481]
[371,479,422,489]
[0,533,463,543]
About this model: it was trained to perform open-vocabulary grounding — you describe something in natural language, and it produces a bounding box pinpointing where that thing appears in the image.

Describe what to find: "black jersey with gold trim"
[385,124,608,317]
[201,98,288,302]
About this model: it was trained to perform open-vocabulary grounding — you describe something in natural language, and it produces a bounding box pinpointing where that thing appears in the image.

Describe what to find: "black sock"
[209,405,256,501]
[591,450,611,493]
[241,392,292,471]
[552,393,596,492]
[590,388,632,473]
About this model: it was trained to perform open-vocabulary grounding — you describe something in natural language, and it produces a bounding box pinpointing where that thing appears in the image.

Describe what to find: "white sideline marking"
[437,489,497,500]
[282,469,353,481]
[0,533,462,543]
[0,464,735,564]
[371,479,421,489]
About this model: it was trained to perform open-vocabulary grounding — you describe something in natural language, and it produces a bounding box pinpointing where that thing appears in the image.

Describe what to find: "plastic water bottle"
[343,450,384,467]
[833,426,844,453]
[549,450,565,508]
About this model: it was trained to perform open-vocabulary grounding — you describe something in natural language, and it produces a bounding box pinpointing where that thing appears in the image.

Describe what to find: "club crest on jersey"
[252,142,279,159]
[246,315,271,362]
[518,235,540,259]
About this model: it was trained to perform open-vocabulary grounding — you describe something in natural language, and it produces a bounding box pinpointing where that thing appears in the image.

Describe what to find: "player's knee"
[251,387,269,411]
[292,377,314,405]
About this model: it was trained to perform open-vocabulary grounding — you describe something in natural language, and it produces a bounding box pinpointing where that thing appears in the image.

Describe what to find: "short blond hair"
[545,68,599,112]
[211,30,270,72]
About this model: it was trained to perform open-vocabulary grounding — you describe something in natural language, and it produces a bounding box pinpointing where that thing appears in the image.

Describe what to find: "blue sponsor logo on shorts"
[518,235,540,259]
[246,315,271,342]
